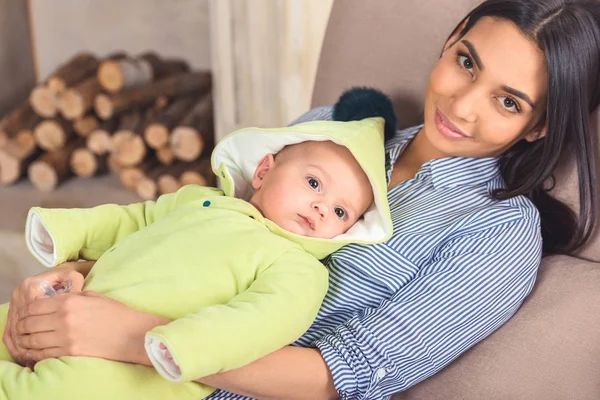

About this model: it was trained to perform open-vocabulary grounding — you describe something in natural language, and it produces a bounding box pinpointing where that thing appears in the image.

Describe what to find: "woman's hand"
[13,290,170,366]
[2,261,87,365]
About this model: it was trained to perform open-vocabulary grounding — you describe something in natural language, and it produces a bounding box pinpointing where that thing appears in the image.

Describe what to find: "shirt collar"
[386,125,502,189]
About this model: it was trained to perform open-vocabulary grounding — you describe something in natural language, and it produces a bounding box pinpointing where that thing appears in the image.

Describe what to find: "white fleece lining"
[25,210,57,267]
[145,336,183,382]
[212,130,391,243]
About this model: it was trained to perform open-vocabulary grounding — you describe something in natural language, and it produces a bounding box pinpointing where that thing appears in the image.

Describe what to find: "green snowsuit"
[0,117,392,400]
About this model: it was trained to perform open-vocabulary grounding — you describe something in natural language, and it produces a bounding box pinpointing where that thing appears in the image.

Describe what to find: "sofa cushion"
[394,255,600,400]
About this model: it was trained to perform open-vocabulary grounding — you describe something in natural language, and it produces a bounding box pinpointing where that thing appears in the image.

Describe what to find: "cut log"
[29,86,58,118]
[119,157,160,191]
[70,147,107,178]
[58,77,104,120]
[0,102,39,146]
[180,158,215,187]
[95,71,211,120]
[136,163,180,200]
[107,154,122,174]
[73,114,99,137]
[86,117,118,155]
[143,95,198,149]
[111,131,146,167]
[28,139,83,191]
[46,53,99,94]
[0,134,40,184]
[170,93,214,161]
[34,118,74,151]
[156,146,175,166]
[110,109,147,167]
[98,52,190,93]
[156,159,213,193]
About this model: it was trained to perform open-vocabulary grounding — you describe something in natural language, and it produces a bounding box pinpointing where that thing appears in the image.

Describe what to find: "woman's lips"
[435,109,469,140]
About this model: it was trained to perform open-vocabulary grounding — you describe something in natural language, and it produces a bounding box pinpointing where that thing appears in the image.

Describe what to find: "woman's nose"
[450,86,480,124]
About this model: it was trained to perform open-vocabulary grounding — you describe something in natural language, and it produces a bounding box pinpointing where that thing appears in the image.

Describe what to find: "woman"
[4,0,599,398]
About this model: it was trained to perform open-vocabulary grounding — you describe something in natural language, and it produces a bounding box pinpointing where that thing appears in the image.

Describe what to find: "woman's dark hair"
[448,0,600,255]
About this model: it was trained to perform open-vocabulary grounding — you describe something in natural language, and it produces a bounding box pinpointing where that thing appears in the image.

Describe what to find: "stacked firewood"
[0,52,215,200]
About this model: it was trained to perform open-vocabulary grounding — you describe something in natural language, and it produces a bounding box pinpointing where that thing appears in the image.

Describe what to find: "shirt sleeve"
[25,185,222,267]
[314,216,542,399]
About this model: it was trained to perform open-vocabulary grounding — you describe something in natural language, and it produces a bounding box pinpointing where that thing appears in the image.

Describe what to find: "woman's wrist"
[125,313,171,366]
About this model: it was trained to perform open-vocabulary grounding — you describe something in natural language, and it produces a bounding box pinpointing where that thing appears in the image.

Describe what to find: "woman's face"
[422,16,549,159]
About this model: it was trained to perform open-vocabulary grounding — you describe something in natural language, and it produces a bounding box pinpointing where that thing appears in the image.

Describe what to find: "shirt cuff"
[25,209,57,267]
[145,335,183,382]
[314,330,362,399]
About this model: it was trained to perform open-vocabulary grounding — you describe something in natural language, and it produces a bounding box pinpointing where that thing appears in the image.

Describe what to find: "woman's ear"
[443,18,469,53]
[251,154,276,190]
[524,125,548,142]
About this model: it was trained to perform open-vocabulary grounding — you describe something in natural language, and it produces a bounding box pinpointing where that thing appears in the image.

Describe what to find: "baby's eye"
[334,207,346,220]
[307,177,320,191]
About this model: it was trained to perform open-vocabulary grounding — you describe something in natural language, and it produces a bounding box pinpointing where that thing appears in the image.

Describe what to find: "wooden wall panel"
[0,0,36,116]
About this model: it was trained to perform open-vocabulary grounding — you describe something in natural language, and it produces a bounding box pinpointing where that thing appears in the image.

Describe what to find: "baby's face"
[250,141,374,239]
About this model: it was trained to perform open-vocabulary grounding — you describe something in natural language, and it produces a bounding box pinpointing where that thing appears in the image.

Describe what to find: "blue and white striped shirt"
[208,107,542,400]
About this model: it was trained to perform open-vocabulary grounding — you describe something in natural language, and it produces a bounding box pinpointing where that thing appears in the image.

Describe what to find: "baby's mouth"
[298,215,315,230]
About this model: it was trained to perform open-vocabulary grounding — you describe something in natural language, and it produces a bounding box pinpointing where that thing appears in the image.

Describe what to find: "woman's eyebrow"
[461,39,535,109]
[500,85,535,108]
[461,40,484,70]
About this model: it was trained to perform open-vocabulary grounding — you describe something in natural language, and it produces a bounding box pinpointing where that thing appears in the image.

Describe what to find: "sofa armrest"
[395,255,600,400]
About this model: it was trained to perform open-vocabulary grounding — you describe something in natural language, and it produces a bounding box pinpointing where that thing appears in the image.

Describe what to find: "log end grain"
[156,146,175,166]
[0,147,22,184]
[30,86,58,118]
[157,174,181,195]
[111,131,146,167]
[87,129,112,155]
[180,170,208,187]
[70,148,97,177]
[58,89,85,120]
[144,123,169,149]
[47,77,67,94]
[97,59,125,93]
[34,120,68,151]
[94,94,114,120]
[28,160,59,192]
[136,176,157,200]
[119,167,145,191]
[170,126,203,161]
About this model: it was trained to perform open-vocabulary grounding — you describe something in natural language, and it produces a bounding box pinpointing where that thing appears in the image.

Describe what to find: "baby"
[0,88,394,400]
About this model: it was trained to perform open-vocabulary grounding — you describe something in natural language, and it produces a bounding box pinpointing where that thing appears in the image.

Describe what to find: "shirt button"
[376,368,387,379]
[203,200,211,207]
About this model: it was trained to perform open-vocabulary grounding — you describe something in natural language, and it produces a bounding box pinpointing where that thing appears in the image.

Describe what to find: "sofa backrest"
[312,0,600,262]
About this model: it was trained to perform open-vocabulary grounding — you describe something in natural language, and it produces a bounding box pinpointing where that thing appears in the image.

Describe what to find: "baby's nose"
[313,203,328,218]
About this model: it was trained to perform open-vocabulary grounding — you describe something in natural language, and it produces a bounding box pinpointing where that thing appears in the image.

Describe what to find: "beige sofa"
[312,1,600,399]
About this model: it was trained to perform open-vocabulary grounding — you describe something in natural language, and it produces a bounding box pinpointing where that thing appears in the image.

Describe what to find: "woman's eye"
[334,207,346,220]
[458,54,474,73]
[497,96,521,113]
[307,177,320,191]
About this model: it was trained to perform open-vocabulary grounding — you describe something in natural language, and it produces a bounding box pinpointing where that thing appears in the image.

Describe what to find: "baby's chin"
[277,220,341,239]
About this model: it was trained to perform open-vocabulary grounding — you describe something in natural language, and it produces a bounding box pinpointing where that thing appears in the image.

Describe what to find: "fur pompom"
[332,87,398,141]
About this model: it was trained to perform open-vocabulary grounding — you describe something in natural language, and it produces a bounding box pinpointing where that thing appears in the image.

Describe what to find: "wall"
[28,0,211,81]
[0,0,36,116]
